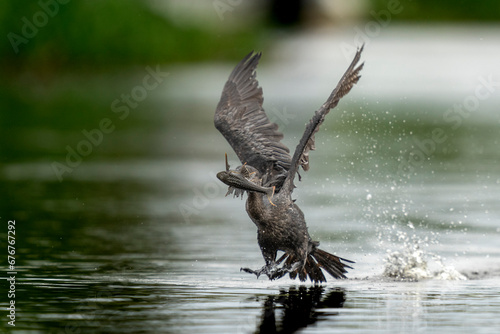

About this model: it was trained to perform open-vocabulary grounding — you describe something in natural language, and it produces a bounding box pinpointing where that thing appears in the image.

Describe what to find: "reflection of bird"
[257,287,345,333]
[215,46,364,283]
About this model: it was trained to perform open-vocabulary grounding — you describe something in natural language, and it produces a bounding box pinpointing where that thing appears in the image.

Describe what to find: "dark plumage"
[215,46,364,283]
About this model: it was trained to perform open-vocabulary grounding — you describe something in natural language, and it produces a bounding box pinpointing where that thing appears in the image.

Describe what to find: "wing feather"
[282,45,365,194]
[214,52,292,185]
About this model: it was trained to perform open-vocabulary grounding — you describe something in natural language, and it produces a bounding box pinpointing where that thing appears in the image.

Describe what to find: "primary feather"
[214,52,291,189]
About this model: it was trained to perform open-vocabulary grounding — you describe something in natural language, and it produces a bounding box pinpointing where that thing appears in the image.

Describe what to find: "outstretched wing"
[214,51,292,185]
[282,45,364,194]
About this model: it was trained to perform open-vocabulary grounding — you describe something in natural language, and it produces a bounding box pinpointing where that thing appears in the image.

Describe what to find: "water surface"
[2,25,500,333]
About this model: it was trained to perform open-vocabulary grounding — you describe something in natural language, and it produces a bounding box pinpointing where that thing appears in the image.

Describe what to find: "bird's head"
[217,164,261,187]
[216,153,262,189]
[216,154,275,205]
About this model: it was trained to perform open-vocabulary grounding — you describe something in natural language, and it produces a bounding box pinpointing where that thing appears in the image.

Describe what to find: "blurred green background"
[1,0,499,163]
[0,0,264,163]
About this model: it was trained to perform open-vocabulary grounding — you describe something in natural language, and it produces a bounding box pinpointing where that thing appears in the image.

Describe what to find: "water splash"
[383,233,431,280]
[382,229,466,281]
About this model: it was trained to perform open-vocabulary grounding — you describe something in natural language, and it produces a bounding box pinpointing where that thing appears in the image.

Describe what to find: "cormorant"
[215,46,364,283]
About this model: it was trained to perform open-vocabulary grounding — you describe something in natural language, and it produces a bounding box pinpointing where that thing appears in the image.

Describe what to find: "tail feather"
[313,248,353,279]
[277,248,353,283]
[305,255,326,282]
[298,264,308,282]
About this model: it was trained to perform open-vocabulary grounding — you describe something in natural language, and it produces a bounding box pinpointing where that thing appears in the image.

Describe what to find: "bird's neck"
[246,192,268,227]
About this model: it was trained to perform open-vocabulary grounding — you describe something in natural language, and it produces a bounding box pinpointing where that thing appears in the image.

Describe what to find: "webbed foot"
[240,266,265,279]
[240,262,302,280]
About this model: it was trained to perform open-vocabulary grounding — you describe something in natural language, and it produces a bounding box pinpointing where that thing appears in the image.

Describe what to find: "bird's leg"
[266,186,276,207]
[241,262,279,278]
[265,266,289,280]
[267,260,303,280]
[241,259,303,281]
[288,260,303,272]
[240,266,267,278]
[241,254,279,279]
[240,264,282,280]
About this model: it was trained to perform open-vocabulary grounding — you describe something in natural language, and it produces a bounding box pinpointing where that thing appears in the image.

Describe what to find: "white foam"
[382,231,467,281]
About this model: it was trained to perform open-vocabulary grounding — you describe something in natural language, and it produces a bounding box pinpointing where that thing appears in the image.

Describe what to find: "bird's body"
[215,47,364,283]
[246,191,309,265]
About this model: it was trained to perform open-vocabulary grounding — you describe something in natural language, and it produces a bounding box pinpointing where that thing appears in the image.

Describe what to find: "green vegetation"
[0,0,262,73]
[1,0,497,74]
[0,1,265,162]
[370,0,500,22]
